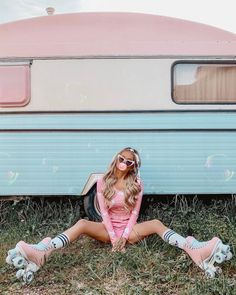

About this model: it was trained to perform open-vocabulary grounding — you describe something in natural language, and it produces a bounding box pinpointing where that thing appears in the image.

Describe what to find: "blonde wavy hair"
[102,147,141,211]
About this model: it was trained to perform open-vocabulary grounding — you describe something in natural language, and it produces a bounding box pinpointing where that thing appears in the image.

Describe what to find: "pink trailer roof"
[0,12,235,58]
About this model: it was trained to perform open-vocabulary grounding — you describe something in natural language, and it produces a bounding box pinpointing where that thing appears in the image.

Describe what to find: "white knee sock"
[162,229,186,249]
[49,233,70,250]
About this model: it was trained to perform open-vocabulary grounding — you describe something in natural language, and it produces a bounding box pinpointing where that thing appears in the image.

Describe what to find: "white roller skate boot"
[184,236,232,278]
[6,237,52,283]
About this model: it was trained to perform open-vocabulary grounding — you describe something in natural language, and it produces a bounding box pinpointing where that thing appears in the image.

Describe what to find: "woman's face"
[116,150,135,172]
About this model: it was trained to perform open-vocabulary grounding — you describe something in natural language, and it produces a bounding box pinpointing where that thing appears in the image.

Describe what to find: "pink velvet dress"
[96,177,143,244]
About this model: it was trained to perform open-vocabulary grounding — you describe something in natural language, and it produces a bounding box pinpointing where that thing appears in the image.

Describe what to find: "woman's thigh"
[127,220,168,244]
[64,219,110,243]
[82,220,110,243]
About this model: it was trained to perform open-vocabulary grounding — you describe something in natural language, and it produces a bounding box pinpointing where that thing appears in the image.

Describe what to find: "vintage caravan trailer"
[0,12,236,219]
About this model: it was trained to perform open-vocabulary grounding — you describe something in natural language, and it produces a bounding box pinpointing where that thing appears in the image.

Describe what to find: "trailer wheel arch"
[83,184,102,221]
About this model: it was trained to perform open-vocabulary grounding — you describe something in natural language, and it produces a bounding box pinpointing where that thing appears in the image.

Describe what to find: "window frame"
[0,62,31,108]
[171,60,236,105]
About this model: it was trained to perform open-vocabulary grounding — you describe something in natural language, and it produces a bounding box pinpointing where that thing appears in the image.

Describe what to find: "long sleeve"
[96,178,117,244]
[122,181,144,240]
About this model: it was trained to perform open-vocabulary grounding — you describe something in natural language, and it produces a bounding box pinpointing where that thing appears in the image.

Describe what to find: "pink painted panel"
[0,13,235,57]
[0,65,30,107]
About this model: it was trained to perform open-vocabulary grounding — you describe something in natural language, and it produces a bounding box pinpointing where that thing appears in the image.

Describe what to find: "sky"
[0,0,235,34]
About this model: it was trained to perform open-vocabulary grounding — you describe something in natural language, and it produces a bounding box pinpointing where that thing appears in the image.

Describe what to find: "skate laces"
[32,241,50,251]
[189,240,208,250]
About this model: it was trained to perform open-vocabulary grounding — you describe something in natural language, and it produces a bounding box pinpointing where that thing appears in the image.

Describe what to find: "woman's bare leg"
[63,219,110,243]
[48,219,110,250]
[17,220,111,268]
[127,219,187,250]
[127,219,168,244]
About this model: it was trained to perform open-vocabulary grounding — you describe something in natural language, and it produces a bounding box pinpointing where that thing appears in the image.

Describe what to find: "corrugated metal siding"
[0,112,236,129]
[0,112,236,195]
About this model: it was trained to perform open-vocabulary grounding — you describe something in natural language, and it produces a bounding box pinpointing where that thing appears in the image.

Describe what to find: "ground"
[0,196,235,295]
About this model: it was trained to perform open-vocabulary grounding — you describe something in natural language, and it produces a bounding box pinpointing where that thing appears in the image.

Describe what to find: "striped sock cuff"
[162,229,176,242]
[57,233,70,247]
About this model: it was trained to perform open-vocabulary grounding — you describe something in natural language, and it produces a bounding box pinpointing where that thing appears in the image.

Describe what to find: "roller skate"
[6,237,52,283]
[184,236,233,278]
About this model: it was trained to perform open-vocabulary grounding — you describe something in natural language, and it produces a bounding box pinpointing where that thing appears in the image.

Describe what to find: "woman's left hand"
[112,237,127,252]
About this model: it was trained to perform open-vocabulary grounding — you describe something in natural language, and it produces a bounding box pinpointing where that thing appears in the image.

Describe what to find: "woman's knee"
[153,219,163,227]
[75,219,88,231]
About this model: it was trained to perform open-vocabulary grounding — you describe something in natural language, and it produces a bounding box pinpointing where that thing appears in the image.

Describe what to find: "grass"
[0,195,236,295]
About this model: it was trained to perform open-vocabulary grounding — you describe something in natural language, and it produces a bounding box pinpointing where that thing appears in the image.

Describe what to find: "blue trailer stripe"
[0,128,236,195]
[0,112,236,130]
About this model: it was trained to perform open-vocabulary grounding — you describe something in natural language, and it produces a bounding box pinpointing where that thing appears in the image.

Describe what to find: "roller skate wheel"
[23,271,34,283]
[221,244,230,254]
[6,255,13,265]
[6,249,18,264]
[214,252,225,264]
[8,248,17,256]
[215,266,222,274]
[205,268,215,279]
[28,262,39,272]
[16,269,25,279]
[225,251,233,261]
[13,256,25,268]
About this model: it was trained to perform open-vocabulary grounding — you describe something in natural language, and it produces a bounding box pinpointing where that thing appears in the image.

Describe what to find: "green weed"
[0,196,235,295]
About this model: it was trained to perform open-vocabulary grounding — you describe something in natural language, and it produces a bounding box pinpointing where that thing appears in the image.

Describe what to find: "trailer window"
[0,65,30,107]
[172,63,236,104]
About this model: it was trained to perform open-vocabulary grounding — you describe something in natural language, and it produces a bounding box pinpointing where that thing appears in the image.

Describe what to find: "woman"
[7,147,232,280]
